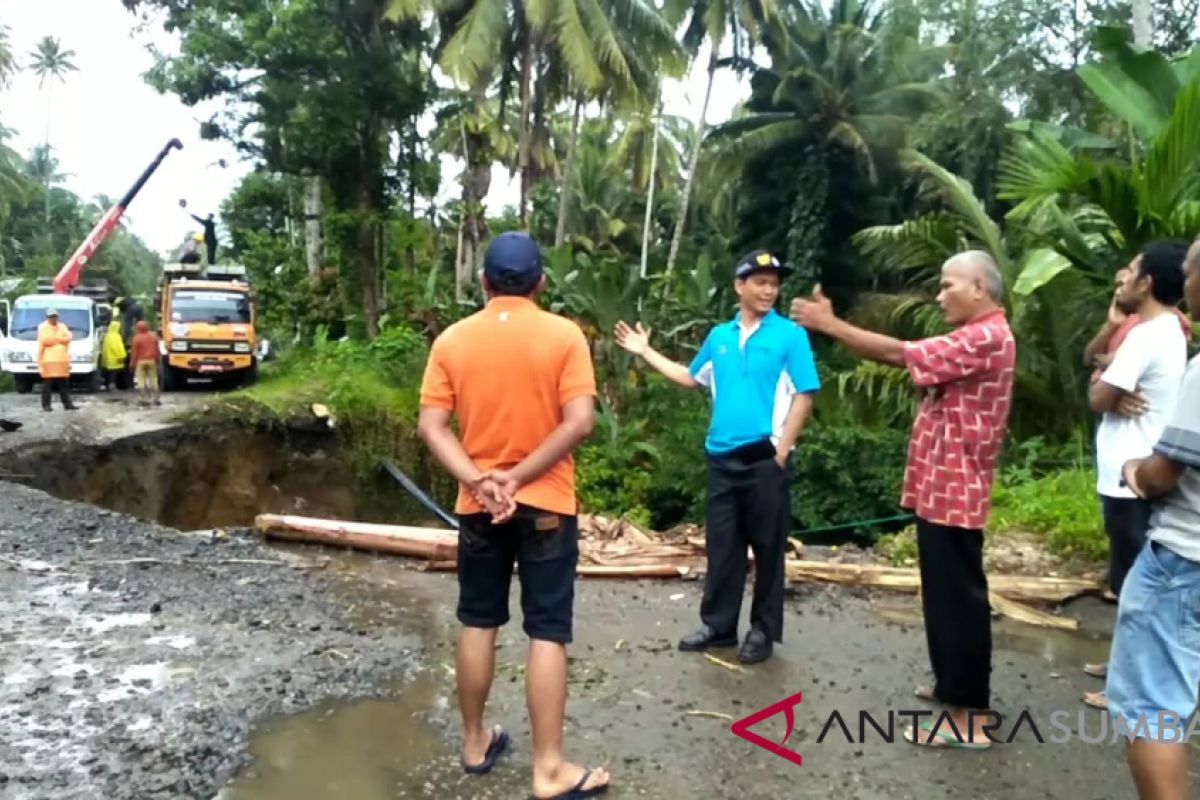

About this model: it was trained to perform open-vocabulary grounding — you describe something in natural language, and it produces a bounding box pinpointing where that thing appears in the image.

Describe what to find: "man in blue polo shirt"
[614,250,820,663]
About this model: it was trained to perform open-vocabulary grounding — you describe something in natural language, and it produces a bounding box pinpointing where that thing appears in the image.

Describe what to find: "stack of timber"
[254,513,1099,630]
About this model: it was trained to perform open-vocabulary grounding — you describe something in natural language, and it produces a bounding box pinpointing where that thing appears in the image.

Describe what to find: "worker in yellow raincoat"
[37,308,77,412]
[101,320,127,391]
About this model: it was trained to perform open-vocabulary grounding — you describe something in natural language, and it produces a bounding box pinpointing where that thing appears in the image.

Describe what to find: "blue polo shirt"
[688,309,820,455]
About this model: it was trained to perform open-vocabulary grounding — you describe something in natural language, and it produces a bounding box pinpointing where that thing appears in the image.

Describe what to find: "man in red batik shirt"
[791,250,1016,751]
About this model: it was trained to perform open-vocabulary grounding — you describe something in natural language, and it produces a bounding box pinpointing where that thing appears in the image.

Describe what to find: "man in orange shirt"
[129,321,162,406]
[37,309,76,412]
[418,231,606,800]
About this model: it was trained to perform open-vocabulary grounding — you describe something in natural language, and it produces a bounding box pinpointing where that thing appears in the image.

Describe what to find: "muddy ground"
[0,388,1163,799]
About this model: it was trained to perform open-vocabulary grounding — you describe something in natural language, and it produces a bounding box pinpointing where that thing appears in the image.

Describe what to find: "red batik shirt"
[901,309,1016,530]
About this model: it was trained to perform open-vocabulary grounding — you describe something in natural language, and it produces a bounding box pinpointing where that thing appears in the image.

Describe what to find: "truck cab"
[1,294,104,393]
[157,262,258,389]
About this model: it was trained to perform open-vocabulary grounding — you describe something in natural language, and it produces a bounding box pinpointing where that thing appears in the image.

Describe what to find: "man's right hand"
[467,475,517,524]
[1107,295,1127,328]
[613,321,650,356]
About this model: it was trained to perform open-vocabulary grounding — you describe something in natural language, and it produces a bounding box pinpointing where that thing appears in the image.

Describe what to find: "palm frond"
[701,118,809,181]
[1141,77,1200,219]
[900,149,1010,277]
[438,0,509,86]
[558,0,607,92]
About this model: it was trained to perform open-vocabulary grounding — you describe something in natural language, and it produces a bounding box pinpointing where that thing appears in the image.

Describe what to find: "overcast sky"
[0,0,750,258]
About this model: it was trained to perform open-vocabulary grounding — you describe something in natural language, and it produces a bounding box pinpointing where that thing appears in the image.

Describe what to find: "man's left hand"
[790,284,836,332]
[1116,390,1149,418]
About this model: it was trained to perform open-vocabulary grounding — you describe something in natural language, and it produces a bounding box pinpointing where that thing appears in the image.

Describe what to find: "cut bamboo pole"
[786,560,1097,605]
[255,514,457,561]
[988,592,1079,631]
[253,515,1098,612]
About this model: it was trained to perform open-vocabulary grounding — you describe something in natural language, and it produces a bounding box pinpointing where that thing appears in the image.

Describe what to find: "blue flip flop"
[463,726,510,775]
[530,767,610,799]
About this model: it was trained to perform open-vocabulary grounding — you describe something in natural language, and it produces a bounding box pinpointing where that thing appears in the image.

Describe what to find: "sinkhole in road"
[1,422,442,531]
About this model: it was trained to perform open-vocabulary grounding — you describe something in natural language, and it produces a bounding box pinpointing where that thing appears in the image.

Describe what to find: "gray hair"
[945,250,1004,302]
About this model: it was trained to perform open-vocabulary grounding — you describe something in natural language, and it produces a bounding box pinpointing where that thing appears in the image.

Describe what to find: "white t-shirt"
[1095,312,1187,497]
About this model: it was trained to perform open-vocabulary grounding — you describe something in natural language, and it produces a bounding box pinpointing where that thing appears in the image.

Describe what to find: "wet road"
[221,552,1147,800]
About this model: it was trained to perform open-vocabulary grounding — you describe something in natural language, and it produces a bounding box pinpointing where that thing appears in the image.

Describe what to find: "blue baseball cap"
[484,231,543,293]
[735,249,792,280]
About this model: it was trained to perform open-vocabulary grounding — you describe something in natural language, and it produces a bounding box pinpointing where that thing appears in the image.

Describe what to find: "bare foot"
[532,762,610,799]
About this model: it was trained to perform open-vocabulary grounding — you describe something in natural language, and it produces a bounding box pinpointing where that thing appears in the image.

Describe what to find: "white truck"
[1,292,105,394]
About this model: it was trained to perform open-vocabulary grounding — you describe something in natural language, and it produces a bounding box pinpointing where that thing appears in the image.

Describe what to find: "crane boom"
[52,138,184,294]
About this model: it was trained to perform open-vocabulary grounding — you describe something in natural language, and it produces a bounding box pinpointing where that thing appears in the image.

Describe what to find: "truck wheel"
[14,375,33,394]
[244,359,259,387]
[87,370,101,393]
[161,363,177,392]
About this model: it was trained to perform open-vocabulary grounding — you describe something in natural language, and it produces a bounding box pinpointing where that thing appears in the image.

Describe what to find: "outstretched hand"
[789,284,836,332]
[613,321,651,356]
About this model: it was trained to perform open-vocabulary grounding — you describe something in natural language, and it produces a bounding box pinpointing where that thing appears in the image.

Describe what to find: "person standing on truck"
[129,321,161,406]
[37,309,76,412]
[101,321,127,391]
[190,212,218,265]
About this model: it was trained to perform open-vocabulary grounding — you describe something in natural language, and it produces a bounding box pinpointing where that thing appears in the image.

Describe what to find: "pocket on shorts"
[1178,586,1200,654]
[517,512,576,563]
[458,516,495,556]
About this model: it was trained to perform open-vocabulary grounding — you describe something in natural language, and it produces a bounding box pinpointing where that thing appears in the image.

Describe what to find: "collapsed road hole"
[1,422,442,531]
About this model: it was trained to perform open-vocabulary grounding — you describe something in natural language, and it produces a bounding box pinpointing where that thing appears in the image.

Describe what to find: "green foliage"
[991,468,1106,561]
[788,424,910,537]
[876,526,917,566]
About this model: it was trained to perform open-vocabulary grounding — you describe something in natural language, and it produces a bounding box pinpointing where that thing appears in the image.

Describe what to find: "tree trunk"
[518,33,535,229]
[407,135,417,274]
[304,174,322,276]
[1131,0,1152,47]
[665,52,716,283]
[554,96,583,248]
[640,100,662,279]
[360,217,381,339]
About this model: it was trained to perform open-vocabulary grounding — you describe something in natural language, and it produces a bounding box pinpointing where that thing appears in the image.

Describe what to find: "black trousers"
[41,378,72,410]
[1100,495,1152,596]
[700,445,790,643]
[916,518,991,709]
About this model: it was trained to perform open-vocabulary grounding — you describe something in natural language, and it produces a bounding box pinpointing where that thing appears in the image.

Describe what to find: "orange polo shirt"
[419,296,597,516]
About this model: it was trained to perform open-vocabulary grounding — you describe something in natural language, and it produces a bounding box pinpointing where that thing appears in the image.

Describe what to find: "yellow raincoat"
[37,320,72,379]
[101,321,127,370]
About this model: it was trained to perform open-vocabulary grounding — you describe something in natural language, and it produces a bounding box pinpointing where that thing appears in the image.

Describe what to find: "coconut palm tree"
[0,25,17,90]
[429,90,518,297]
[28,36,78,222]
[660,0,781,279]
[389,0,678,228]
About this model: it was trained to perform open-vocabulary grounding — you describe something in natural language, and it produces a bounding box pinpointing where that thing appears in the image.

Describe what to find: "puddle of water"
[870,596,1113,667]
[95,661,195,703]
[80,612,153,634]
[146,634,197,650]
[217,670,472,800]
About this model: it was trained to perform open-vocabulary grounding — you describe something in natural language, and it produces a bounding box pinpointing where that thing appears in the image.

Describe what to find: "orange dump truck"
[157,262,259,389]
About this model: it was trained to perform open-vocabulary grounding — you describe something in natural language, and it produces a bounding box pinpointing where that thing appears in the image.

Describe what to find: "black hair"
[1137,240,1189,306]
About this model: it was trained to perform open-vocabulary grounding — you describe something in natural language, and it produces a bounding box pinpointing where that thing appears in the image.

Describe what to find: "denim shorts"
[1106,541,1200,742]
[456,505,579,643]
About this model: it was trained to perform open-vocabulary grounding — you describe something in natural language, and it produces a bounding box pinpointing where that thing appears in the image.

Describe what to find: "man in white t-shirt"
[1083,240,1191,710]
[1107,237,1200,800]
